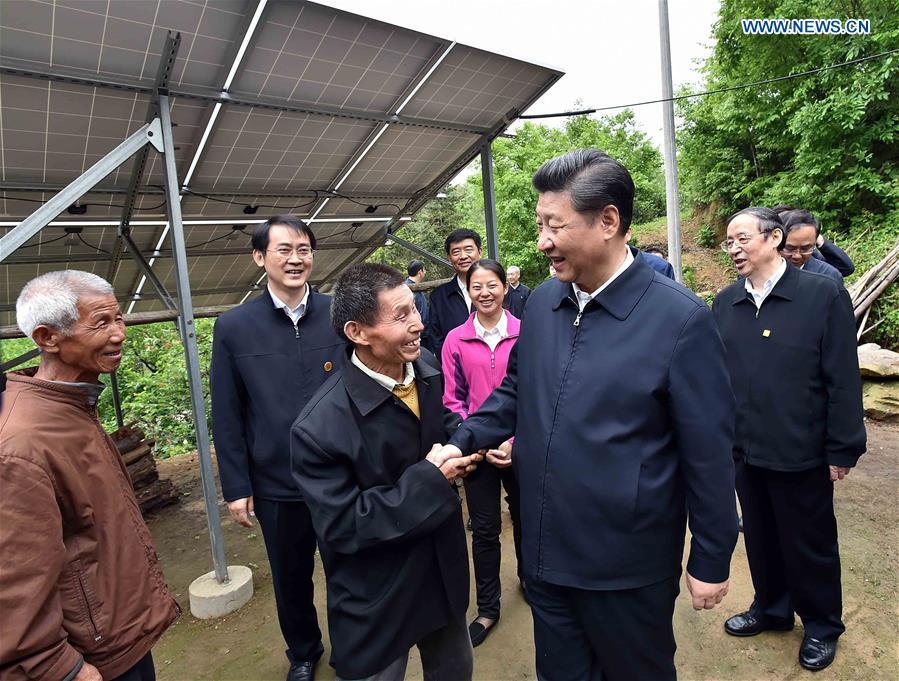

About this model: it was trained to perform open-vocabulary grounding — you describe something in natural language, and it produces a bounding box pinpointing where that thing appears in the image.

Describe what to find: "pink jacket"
[441,311,521,419]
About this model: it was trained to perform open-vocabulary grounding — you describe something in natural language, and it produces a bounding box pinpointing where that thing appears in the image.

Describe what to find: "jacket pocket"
[61,559,104,645]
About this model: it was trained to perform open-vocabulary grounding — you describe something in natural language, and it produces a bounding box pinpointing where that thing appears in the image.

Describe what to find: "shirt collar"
[350,351,415,392]
[744,257,787,302]
[571,246,634,310]
[268,283,309,318]
[473,310,508,340]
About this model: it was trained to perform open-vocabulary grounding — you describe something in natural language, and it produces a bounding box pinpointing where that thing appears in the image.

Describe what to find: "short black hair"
[407,259,425,277]
[466,259,506,290]
[727,206,786,248]
[331,263,406,344]
[643,246,666,256]
[444,228,482,254]
[251,214,317,253]
[532,149,635,234]
[772,204,796,215]
[779,209,820,237]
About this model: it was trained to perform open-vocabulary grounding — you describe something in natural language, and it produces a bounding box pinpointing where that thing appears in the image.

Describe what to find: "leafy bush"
[696,224,718,249]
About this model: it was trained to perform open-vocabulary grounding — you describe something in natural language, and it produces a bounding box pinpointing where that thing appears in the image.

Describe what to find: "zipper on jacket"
[490,351,495,369]
[573,310,583,326]
[293,322,300,338]
[75,573,102,641]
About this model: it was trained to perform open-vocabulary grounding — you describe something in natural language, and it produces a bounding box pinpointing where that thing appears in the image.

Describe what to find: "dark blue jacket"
[424,276,470,359]
[801,255,843,286]
[814,239,854,277]
[631,245,676,280]
[449,256,738,589]
[713,265,865,472]
[405,277,429,327]
[503,283,531,318]
[211,288,346,502]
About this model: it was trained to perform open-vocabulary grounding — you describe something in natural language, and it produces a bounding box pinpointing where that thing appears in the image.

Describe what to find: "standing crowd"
[0,149,865,681]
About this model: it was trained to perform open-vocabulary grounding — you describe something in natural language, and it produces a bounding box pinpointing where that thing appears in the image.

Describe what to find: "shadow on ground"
[149,422,899,681]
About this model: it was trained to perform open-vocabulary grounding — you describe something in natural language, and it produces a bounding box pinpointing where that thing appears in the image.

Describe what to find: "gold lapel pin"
[324,361,333,371]
[762,329,771,337]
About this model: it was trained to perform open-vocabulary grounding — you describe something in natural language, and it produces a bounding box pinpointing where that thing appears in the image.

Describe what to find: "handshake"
[425,440,514,482]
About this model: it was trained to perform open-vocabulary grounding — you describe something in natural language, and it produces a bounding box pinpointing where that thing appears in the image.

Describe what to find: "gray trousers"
[337,618,473,681]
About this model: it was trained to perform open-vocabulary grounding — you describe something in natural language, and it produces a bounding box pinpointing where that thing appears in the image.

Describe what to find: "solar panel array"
[0,0,562,326]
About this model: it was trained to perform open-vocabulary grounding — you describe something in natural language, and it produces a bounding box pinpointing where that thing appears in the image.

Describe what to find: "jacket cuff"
[686,552,731,584]
[221,483,253,502]
[827,452,861,468]
[44,645,84,681]
[61,655,85,681]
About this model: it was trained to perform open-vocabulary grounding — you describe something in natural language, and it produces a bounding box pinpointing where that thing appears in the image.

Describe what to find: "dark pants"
[253,497,324,664]
[111,652,155,681]
[337,617,473,681]
[463,462,522,620]
[736,461,844,641]
[527,576,679,681]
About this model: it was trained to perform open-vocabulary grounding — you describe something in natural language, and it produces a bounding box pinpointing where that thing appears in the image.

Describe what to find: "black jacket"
[290,353,467,678]
[424,276,470,358]
[210,289,346,502]
[814,239,854,277]
[713,264,866,471]
[504,283,531,318]
[405,277,429,327]
[449,256,738,589]
[801,255,843,286]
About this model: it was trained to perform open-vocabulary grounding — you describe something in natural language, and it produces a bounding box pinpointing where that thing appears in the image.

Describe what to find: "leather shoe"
[724,611,794,637]
[287,659,318,681]
[468,617,498,647]
[799,636,837,671]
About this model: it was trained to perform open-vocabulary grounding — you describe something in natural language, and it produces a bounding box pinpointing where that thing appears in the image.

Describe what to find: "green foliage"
[696,223,719,249]
[467,112,667,287]
[682,265,697,291]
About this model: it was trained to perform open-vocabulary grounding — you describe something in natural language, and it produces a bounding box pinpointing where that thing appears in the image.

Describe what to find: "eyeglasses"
[782,245,816,256]
[268,246,314,259]
[720,232,765,252]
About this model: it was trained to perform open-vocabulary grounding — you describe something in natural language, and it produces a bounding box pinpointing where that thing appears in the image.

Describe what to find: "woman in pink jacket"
[441,259,522,648]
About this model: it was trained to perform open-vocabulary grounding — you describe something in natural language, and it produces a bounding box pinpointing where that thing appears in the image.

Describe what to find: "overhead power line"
[519,48,899,119]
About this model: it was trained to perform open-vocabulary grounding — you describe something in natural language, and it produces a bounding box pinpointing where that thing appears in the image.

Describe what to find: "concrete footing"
[188,565,253,619]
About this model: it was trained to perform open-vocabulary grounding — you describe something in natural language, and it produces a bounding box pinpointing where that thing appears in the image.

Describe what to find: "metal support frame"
[120,233,177,310]
[386,232,451,269]
[158,93,229,584]
[0,347,41,372]
[0,120,163,261]
[481,142,499,260]
[109,371,125,430]
[657,0,683,282]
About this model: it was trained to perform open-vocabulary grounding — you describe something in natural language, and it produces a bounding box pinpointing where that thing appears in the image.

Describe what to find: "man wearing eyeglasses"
[778,209,844,286]
[713,207,865,672]
[211,215,346,681]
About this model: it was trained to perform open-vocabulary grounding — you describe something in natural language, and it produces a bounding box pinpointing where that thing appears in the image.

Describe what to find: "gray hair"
[16,270,115,339]
[507,265,521,274]
[727,206,786,248]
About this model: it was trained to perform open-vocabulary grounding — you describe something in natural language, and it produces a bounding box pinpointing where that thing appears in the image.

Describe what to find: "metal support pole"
[386,232,452,269]
[0,120,163,262]
[120,233,177,310]
[109,371,125,430]
[658,0,683,282]
[481,143,499,261]
[158,93,229,583]
[0,347,41,372]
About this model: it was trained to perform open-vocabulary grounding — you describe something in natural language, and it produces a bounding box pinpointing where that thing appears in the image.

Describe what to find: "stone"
[189,565,253,619]
[862,381,899,422]
[858,343,899,379]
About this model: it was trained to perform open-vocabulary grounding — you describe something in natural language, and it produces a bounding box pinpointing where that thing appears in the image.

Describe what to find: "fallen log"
[126,454,158,488]
[135,478,179,514]
[121,442,154,466]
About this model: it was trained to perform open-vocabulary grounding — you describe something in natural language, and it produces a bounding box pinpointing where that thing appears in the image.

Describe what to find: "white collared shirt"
[351,351,415,392]
[571,246,634,312]
[744,258,787,309]
[269,284,309,326]
[457,275,472,312]
[473,311,509,351]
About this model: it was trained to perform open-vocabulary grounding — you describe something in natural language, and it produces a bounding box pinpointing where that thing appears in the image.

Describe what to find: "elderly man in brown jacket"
[0,271,179,681]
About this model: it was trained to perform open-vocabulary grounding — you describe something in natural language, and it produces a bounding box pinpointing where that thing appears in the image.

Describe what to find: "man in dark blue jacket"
[433,150,739,681]
[779,209,844,286]
[773,204,854,276]
[503,265,531,317]
[210,215,346,681]
[713,207,865,672]
[424,228,481,358]
[405,259,429,325]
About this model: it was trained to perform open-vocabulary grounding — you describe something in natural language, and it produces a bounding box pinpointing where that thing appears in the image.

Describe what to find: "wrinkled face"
[54,294,126,380]
[469,268,507,317]
[537,190,615,291]
[253,224,313,297]
[447,238,481,277]
[783,224,818,267]
[724,214,782,279]
[507,268,521,286]
[359,285,424,368]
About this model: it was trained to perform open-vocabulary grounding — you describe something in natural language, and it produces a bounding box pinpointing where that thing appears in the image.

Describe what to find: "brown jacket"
[0,370,179,680]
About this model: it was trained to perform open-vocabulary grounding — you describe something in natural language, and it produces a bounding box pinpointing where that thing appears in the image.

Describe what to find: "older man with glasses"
[210,215,346,681]
[713,207,865,672]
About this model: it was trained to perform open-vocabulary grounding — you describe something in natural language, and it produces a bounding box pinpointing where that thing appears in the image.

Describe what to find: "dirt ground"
[148,422,899,681]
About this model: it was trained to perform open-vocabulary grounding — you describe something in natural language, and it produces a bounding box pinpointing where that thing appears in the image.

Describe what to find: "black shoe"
[468,617,498,647]
[287,660,318,681]
[724,611,794,637]
[799,636,837,671]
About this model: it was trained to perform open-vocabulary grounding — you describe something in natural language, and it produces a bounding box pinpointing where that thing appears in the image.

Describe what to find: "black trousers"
[110,652,155,681]
[527,576,679,681]
[253,497,324,664]
[736,461,844,641]
[462,462,522,620]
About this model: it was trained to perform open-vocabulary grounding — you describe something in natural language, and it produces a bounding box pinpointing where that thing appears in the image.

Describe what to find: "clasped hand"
[426,444,482,482]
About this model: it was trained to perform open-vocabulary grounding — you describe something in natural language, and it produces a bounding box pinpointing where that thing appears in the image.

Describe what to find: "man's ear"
[596,204,621,240]
[252,249,265,268]
[343,320,369,347]
[31,325,62,354]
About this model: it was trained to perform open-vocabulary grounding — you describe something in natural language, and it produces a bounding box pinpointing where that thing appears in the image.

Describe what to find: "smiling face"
[351,285,424,379]
[468,267,507,318]
[253,224,313,301]
[783,224,818,267]
[724,213,783,280]
[507,268,521,287]
[447,238,481,278]
[50,294,126,382]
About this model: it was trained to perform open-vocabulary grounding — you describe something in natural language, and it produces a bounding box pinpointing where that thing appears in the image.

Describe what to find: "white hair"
[507,265,521,274]
[16,270,115,340]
